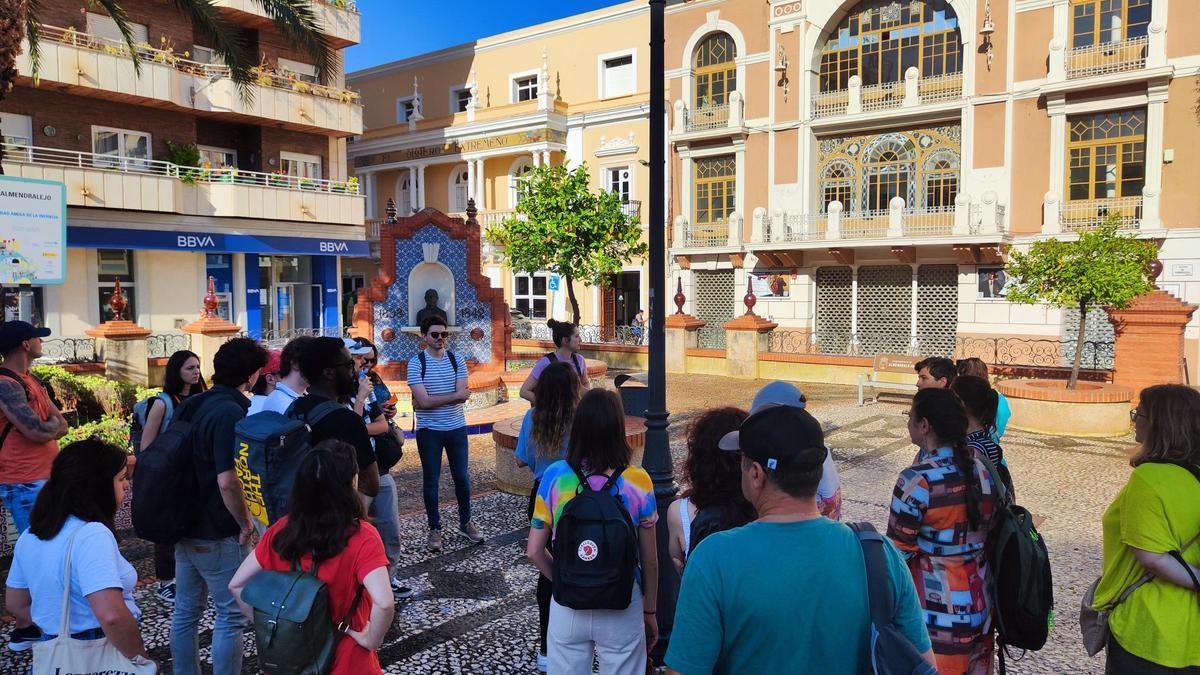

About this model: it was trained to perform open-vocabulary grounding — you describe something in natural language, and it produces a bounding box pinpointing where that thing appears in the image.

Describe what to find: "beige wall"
[665,0,769,72]
[1015,7,1053,82]
[1167,15,1200,59]
[775,128,799,186]
[137,251,204,332]
[975,0,1009,94]
[973,102,1007,169]
[1010,96,1050,234]
[1161,76,1200,229]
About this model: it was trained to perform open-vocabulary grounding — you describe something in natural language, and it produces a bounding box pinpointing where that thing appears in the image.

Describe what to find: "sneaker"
[427,529,443,553]
[156,581,176,605]
[7,625,42,652]
[536,653,548,673]
[458,522,484,545]
[391,577,414,599]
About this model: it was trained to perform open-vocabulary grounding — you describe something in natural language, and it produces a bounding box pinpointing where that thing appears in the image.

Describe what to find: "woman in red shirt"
[229,440,394,674]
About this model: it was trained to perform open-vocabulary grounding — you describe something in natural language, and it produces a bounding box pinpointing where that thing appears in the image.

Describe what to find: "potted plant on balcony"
[268,171,289,188]
[996,215,1156,436]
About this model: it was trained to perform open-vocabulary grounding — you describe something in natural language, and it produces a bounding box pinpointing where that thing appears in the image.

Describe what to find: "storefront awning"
[67,226,370,257]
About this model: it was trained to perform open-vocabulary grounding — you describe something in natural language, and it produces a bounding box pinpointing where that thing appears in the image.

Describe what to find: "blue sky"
[345,1,629,73]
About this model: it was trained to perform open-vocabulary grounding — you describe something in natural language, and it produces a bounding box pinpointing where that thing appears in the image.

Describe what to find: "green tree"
[0,0,335,170]
[488,163,647,324]
[1004,215,1156,388]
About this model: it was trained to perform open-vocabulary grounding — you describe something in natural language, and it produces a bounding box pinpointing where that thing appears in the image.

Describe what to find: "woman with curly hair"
[667,407,756,572]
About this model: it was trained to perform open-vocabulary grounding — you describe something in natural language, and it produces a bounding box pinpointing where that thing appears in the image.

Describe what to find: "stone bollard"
[665,277,705,374]
[183,277,244,386]
[722,277,778,379]
[86,278,151,386]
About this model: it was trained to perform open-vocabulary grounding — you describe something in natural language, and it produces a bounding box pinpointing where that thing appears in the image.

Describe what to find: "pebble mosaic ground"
[0,373,1133,674]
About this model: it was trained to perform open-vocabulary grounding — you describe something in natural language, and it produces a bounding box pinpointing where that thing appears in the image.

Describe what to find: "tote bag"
[32,527,157,675]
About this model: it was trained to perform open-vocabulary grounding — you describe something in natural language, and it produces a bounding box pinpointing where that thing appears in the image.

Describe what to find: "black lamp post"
[644,0,678,663]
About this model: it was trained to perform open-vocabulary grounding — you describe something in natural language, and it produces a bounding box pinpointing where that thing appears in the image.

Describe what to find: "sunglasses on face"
[1130,407,1146,422]
[426,331,450,339]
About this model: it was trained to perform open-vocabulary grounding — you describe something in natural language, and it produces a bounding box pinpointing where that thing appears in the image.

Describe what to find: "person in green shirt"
[1094,384,1200,673]
[665,404,933,675]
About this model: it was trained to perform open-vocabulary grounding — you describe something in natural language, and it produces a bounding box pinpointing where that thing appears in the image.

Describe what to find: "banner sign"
[0,176,67,285]
[67,226,370,257]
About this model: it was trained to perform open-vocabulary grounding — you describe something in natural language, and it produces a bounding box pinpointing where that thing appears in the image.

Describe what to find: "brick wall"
[40,0,196,57]
[261,127,329,176]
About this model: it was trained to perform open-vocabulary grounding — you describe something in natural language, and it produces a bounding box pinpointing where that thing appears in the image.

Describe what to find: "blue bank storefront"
[67,226,369,338]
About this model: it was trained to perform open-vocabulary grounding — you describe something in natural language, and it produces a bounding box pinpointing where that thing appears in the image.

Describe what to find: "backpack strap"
[419,351,427,380]
[0,367,32,452]
[448,350,459,375]
[299,400,344,427]
[545,352,583,376]
[600,466,625,492]
[337,586,366,633]
[570,463,591,494]
[974,451,1011,506]
[849,522,896,627]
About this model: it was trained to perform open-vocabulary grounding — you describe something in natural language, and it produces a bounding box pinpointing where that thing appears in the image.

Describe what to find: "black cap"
[718,404,827,472]
[0,321,51,353]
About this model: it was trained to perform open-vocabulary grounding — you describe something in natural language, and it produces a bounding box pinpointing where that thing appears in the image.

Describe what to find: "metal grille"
[916,264,959,357]
[1061,305,1117,370]
[815,267,853,355]
[693,271,735,349]
[856,265,913,356]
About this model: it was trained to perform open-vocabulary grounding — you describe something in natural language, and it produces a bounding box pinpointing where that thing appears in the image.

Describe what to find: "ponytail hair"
[951,375,999,433]
[547,319,578,349]
[912,388,981,530]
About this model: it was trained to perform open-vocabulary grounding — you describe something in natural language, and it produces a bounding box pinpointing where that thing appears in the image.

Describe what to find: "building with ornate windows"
[666,0,1200,379]
[346,2,651,338]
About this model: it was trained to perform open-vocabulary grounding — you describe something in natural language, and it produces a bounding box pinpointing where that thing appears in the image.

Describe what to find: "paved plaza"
[0,373,1133,674]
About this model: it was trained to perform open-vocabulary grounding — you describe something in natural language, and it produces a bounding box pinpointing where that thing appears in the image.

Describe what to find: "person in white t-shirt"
[4,439,152,668]
[258,336,316,415]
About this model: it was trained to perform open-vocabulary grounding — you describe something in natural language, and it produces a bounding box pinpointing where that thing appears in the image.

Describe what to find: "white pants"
[547,584,646,675]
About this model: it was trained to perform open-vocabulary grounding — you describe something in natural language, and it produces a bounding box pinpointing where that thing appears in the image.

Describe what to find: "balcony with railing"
[1059,196,1143,232]
[2,142,364,225]
[751,194,1007,245]
[213,0,360,47]
[18,26,362,135]
[672,92,745,138]
[811,70,963,121]
[1066,36,1148,79]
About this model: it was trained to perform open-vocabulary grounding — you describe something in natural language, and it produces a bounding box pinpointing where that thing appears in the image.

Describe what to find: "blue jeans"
[415,427,471,531]
[370,472,402,575]
[171,537,249,675]
[0,480,47,535]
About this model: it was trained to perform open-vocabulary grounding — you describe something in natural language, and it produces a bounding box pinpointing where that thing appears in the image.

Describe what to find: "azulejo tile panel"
[374,224,494,364]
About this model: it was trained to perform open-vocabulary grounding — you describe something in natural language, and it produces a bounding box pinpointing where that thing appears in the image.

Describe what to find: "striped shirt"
[406,351,467,431]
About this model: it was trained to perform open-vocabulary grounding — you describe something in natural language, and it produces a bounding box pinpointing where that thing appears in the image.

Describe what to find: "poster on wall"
[0,175,67,285]
[750,270,794,298]
[977,267,1008,299]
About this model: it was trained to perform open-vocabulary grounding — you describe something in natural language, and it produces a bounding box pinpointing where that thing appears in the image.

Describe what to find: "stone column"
[723,277,778,379]
[475,159,486,208]
[664,277,705,374]
[1106,262,1199,404]
[408,167,418,213]
[85,279,151,386]
[183,277,244,386]
[466,160,476,205]
[363,171,378,219]
[417,164,427,209]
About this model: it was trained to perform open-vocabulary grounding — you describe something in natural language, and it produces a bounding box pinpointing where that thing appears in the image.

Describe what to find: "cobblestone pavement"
[0,373,1129,674]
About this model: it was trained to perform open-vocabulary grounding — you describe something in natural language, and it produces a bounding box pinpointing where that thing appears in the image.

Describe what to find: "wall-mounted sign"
[749,271,790,298]
[0,176,66,285]
[354,128,568,169]
[978,267,1008,299]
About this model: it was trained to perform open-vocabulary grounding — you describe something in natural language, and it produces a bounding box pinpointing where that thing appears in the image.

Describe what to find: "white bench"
[858,354,921,406]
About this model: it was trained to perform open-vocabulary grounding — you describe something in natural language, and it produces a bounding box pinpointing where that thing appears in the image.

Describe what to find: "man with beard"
[292,337,380,501]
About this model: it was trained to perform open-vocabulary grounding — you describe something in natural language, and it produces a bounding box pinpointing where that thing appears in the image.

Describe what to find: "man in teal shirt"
[665,404,933,675]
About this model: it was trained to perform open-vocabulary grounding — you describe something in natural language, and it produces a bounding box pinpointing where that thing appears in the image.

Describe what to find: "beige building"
[2,0,364,343]
[665,0,1200,379]
[347,2,652,339]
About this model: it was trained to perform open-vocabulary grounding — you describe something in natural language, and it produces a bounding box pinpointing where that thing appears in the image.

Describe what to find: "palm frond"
[251,0,336,82]
[88,0,143,76]
[23,0,42,85]
[169,0,253,103]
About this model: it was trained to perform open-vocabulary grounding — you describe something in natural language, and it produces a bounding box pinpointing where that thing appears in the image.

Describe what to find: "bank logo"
[177,235,216,248]
[319,241,350,252]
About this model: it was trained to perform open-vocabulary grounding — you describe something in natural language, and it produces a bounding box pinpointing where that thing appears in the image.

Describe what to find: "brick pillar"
[1106,263,1198,403]
[183,277,244,386]
[85,279,152,385]
[723,277,777,379]
[664,277,705,374]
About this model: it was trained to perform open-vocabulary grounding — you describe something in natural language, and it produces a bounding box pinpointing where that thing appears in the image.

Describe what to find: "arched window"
[863,135,915,211]
[922,149,959,208]
[694,155,736,225]
[450,165,469,212]
[694,32,737,110]
[820,160,855,212]
[509,158,534,209]
[818,0,961,92]
[395,174,414,213]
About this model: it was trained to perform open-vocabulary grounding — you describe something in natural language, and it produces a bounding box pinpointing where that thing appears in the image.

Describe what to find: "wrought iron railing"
[686,103,731,132]
[697,325,726,350]
[1061,196,1142,232]
[839,210,890,239]
[1066,36,1148,79]
[684,219,730,247]
[146,333,192,359]
[901,206,955,236]
[516,322,644,346]
[35,337,100,364]
[244,326,350,349]
[955,336,1115,371]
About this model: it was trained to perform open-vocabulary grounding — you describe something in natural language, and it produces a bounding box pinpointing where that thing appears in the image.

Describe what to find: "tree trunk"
[564,274,581,324]
[1068,301,1088,390]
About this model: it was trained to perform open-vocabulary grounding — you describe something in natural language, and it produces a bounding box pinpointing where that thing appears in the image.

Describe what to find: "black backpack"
[977,455,1054,667]
[551,466,637,610]
[849,522,938,675]
[0,367,53,452]
[545,351,584,377]
[132,390,212,544]
[418,350,459,378]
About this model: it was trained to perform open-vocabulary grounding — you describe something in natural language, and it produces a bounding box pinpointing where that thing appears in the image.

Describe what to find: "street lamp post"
[645,0,678,663]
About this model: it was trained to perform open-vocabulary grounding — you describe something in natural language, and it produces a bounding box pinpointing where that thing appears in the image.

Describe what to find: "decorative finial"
[742,276,757,316]
[108,278,128,321]
[385,197,397,223]
[673,277,686,315]
[1149,259,1163,288]
[466,197,478,224]
[469,68,478,98]
[202,276,218,318]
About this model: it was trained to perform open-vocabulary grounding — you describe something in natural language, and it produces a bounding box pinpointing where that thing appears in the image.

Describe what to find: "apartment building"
[347,1,651,339]
[666,0,1199,378]
[1,0,365,339]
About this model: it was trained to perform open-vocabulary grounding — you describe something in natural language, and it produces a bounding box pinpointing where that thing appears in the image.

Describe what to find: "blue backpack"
[233,400,343,530]
[130,392,174,452]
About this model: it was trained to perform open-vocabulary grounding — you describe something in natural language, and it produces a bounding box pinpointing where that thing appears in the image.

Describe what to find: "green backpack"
[241,558,363,675]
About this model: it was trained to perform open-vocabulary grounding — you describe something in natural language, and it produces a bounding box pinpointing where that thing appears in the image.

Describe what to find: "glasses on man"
[427,331,450,339]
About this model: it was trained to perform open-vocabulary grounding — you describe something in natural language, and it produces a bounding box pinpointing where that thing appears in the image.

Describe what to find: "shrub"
[61,414,133,453]
[32,366,139,422]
